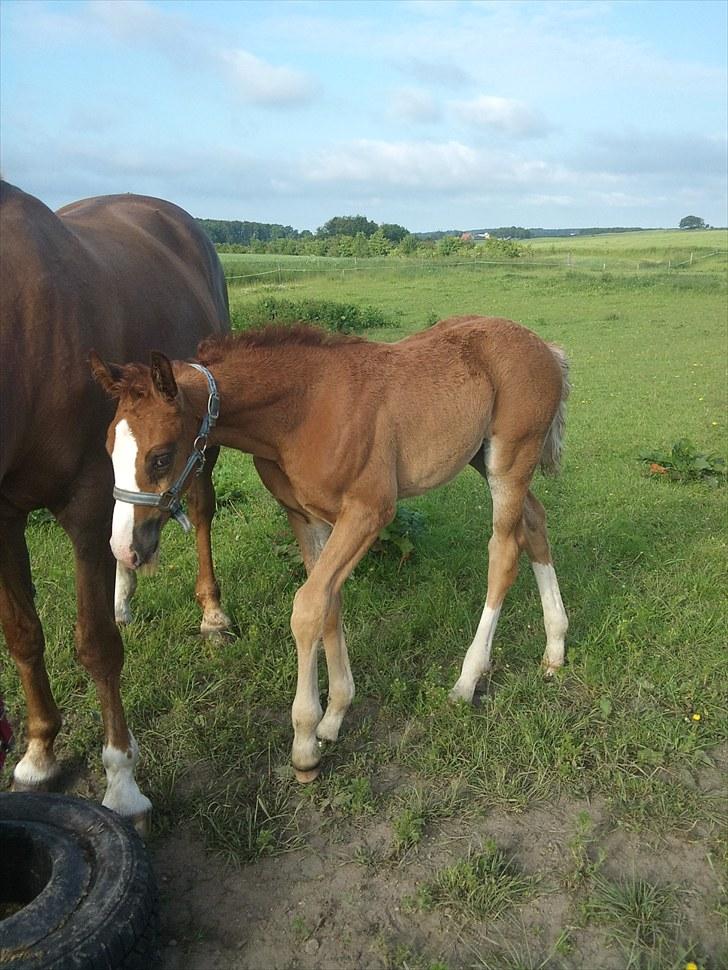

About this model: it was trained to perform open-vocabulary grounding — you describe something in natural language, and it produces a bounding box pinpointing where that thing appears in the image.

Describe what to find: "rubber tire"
[0,792,159,969]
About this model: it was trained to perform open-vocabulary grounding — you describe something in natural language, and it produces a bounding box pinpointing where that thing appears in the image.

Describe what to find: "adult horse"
[0,181,230,830]
[92,316,569,783]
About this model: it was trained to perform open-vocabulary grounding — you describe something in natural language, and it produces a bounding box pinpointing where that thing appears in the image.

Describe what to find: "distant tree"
[679,215,706,230]
[318,215,379,238]
[397,233,419,255]
[379,223,409,243]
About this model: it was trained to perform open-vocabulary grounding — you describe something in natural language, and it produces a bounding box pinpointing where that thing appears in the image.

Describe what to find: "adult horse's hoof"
[294,766,321,784]
[12,758,63,794]
[200,607,232,638]
[127,808,152,839]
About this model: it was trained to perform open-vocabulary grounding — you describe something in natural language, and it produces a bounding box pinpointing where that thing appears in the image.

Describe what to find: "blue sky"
[1,0,726,231]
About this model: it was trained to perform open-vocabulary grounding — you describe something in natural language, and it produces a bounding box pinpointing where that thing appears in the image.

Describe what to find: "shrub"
[231,297,393,334]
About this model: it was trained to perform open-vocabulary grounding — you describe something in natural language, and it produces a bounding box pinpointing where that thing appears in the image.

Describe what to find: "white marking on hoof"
[200,607,231,636]
[101,733,152,822]
[13,741,61,789]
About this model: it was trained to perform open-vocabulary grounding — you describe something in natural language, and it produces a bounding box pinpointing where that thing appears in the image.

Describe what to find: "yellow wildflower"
[685,962,699,970]
[691,713,701,722]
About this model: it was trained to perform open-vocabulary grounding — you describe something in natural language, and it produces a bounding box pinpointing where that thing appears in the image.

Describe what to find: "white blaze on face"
[110,418,139,567]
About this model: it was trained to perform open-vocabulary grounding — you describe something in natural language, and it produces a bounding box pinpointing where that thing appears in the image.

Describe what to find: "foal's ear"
[150,351,178,402]
[89,350,123,397]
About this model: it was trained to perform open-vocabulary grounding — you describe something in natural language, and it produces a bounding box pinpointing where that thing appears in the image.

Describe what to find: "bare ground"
[153,749,728,970]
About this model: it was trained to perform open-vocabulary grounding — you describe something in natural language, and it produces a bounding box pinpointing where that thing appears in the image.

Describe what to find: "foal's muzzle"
[131,517,163,569]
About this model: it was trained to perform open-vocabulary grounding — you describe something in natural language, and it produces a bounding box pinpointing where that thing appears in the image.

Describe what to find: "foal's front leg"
[286,513,354,746]
[289,500,387,781]
[186,450,230,636]
[114,561,137,624]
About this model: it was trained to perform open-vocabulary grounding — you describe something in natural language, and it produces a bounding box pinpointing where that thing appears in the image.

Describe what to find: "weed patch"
[416,839,537,920]
[640,438,726,486]
[230,296,394,333]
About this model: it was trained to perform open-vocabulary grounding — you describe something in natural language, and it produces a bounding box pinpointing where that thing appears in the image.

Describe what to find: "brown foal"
[93,315,570,781]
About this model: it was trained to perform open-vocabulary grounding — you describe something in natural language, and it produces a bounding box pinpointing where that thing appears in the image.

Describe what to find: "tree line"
[196,214,526,258]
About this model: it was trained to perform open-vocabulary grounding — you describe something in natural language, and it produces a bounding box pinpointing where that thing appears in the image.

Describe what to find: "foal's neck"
[179,349,314,462]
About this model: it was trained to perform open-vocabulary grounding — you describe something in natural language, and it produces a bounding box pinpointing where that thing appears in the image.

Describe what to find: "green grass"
[2,229,727,964]
[415,839,538,920]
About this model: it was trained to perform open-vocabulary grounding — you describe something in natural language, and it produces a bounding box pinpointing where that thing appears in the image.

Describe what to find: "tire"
[0,792,159,969]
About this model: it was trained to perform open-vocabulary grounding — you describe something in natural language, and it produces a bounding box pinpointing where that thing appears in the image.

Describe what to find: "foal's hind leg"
[187,448,230,636]
[286,513,355,746]
[518,491,568,676]
[450,440,537,703]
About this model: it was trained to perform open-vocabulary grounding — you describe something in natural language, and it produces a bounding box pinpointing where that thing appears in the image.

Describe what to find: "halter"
[112,363,220,533]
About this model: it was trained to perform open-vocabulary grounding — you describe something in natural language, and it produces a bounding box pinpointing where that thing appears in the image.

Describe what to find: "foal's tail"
[540,344,570,476]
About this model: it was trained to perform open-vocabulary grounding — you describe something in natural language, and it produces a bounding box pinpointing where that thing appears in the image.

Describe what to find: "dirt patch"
[152,782,726,970]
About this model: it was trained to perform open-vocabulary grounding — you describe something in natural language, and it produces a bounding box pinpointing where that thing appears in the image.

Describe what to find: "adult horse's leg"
[289,498,390,781]
[55,479,151,834]
[518,490,568,675]
[450,438,539,703]
[0,512,63,790]
[186,448,230,636]
[286,513,354,744]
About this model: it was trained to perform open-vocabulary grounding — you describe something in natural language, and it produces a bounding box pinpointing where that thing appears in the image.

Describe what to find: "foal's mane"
[197,323,363,365]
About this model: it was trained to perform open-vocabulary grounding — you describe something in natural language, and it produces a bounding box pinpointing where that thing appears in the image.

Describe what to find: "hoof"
[541,657,563,679]
[12,763,64,794]
[448,688,472,705]
[294,766,321,784]
[200,609,232,638]
[126,808,152,839]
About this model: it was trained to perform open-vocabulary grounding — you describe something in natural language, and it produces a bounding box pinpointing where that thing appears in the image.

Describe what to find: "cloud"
[388,87,441,124]
[304,138,569,192]
[452,95,552,138]
[580,129,727,179]
[21,0,319,109]
[221,50,317,106]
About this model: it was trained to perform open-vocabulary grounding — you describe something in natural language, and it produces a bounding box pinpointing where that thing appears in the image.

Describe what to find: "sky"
[1,0,726,232]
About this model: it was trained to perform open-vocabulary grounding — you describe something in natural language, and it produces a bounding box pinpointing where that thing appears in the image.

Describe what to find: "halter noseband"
[112,363,220,533]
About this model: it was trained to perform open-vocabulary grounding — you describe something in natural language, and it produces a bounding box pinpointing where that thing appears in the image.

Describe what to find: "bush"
[231,297,394,334]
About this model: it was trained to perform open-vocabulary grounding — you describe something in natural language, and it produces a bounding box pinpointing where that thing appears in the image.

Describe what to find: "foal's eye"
[150,452,172,474]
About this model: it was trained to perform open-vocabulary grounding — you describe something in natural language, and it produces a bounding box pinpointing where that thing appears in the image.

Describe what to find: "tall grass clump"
[230,296,395,334]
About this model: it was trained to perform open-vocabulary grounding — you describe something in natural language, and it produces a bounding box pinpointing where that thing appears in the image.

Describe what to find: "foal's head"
[91,352,198,570]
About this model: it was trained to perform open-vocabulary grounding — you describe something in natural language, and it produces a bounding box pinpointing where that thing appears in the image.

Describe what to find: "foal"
[92,316,569,781]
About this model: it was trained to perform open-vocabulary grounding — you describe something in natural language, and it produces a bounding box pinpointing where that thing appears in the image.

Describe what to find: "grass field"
[3,230,727,969]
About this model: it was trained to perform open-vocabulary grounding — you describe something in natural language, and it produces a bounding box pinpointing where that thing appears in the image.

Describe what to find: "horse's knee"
[74,618,123,680]
[291,585,327,646]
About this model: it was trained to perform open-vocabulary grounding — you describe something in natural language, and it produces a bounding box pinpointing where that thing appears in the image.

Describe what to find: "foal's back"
[375,317,564,496]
